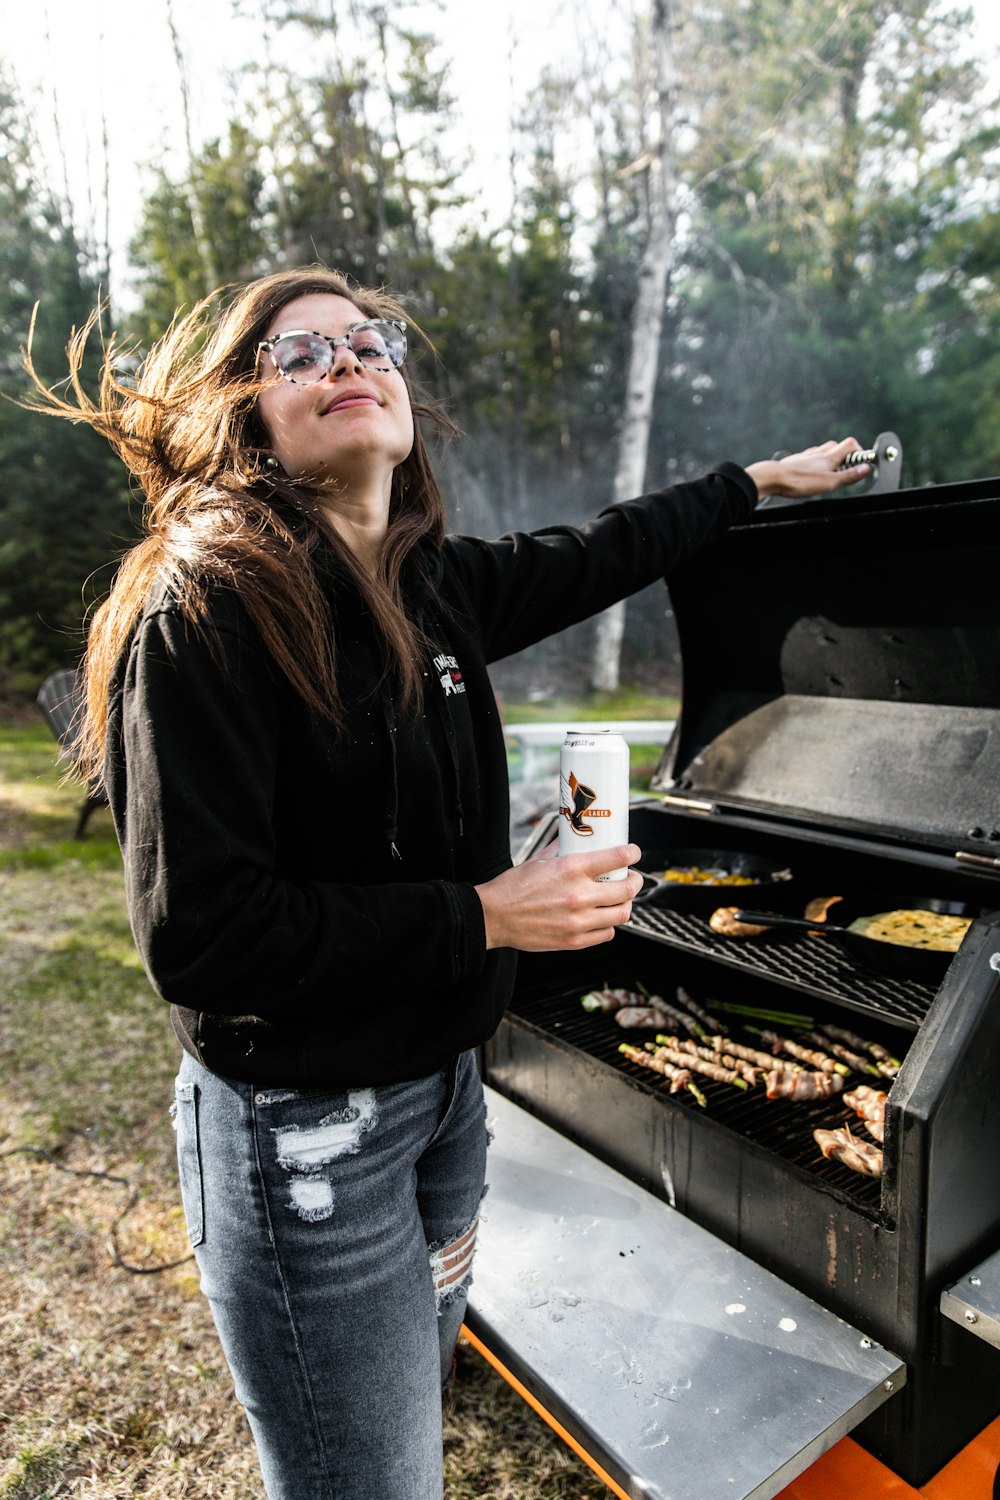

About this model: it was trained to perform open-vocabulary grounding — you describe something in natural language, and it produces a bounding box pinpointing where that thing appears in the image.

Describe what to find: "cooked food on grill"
[656,865,759,886]
[865,1119,885,1144]
[813,1126,883,1177]
[650,1041,749,1089]
[766,1070,844,1101]
[846,909,972,952]
[843,1086,888,1124]
[821,1024,901,1077]
[675,985,729,1036]
[615,1005,672,1029]
[710,1037,804,1073]
[657,1035,760,1084]
[709,906,772,937]
[582,986,702,1036]
[757,1029,848,1076]
[805,1031,877,1075]
[618,1044,707,1106]
[804,895,843,922]
[580,986,632,1014]
[644,995,707,1036]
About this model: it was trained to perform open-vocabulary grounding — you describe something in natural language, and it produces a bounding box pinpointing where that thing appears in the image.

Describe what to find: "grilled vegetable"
[711,1000,814,1028]
[813,1126,883,1177]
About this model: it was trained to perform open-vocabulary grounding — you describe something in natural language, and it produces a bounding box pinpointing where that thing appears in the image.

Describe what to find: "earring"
[265,455,279,471]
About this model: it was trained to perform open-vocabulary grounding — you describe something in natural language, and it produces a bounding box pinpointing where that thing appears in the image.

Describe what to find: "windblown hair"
[25,267,457,785]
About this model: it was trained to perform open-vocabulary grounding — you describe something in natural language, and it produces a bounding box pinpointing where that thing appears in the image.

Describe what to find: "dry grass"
[0,725,608,1499]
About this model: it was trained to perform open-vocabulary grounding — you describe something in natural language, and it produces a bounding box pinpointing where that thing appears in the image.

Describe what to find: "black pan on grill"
[637,846,795,914]
[730,895,985,982]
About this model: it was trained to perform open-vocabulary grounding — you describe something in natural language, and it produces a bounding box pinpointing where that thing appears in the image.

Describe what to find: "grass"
[0,720,614,1499]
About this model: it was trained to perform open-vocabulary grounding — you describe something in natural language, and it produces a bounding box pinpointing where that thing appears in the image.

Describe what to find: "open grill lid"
[651,473,1000,858]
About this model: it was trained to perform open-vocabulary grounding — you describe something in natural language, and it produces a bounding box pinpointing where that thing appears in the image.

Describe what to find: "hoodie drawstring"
[379,685,402,861]
[431,671,466,841]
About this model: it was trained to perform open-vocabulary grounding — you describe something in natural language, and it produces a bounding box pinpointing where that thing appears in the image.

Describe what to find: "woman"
[30,266,867,1499]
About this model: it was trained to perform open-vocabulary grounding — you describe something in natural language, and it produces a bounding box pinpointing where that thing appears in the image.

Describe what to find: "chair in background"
[36,669,109,839]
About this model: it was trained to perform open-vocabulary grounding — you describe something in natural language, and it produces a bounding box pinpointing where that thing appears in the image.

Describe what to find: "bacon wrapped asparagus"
[756,1029,849,1076]
[709,1037,804,1073]
[618,1043,707,1106]
[843,1085,887,1124]
[766,1070,844,1101]
[584,985,701,1037]
[813,1125,883,1177]
[675,985,728,1036]
[820,1023,901,1076]
[804,1031,879,1076]
[581,985,642,1014]
[615,1006,671,1029]
[648,1041,748,1089]
[659,1034,761,1085]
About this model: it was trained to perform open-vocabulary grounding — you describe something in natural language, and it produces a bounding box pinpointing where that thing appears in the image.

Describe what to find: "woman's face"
[256,293,414,494]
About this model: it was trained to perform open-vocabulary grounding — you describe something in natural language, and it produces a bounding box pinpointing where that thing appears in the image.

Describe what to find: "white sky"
[4,0,999,309]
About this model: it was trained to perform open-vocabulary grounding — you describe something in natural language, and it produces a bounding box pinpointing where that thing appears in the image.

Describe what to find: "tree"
[129,122,269,342]
[591,0,681,692]
[0,65,135,694]
[670,0,1000,483]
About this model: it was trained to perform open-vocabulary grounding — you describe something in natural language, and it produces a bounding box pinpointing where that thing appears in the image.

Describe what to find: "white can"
[558,730,630,880]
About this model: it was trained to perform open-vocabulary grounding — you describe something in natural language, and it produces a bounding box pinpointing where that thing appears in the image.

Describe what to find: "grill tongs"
[729,894,982,982]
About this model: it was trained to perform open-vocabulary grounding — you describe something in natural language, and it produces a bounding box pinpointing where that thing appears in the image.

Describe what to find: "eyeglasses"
[259,319,407,384]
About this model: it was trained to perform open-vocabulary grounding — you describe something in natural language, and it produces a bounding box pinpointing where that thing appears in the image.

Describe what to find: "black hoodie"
[104,465,757,1087]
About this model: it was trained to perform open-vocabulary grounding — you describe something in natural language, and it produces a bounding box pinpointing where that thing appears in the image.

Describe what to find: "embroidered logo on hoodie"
[433,652,466,697]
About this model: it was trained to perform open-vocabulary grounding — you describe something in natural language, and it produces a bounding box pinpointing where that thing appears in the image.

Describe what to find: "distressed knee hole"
[429,1216,479,1309]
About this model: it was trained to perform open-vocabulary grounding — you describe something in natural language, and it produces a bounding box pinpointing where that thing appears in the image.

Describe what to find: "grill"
[483,471,1000,1487]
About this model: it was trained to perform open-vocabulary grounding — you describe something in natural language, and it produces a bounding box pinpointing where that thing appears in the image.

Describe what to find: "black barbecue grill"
[481,471,1000,1488]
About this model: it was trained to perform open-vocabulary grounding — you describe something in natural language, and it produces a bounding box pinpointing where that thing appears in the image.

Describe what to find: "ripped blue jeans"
[172,1048,488,1500]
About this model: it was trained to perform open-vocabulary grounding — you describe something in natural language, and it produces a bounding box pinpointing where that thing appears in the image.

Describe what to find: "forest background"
[1,0,999,706]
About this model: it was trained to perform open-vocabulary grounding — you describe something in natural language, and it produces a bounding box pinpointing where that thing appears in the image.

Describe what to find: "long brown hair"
[25,268,457,784]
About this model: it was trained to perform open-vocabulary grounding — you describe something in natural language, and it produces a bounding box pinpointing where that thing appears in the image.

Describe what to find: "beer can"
[558,730,630,879]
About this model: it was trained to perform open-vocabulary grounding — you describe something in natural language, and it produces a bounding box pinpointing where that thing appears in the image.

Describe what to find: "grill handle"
[764,430,903,501]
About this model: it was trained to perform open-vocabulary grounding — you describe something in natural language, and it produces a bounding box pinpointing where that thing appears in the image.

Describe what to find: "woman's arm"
[443,442,867,664]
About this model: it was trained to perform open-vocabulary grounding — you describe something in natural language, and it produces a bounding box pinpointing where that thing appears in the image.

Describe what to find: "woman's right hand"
[475,844,643,952]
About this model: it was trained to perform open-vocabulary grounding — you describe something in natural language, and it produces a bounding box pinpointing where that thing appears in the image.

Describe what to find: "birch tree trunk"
[166,0,221,295]
[590,0,679,693]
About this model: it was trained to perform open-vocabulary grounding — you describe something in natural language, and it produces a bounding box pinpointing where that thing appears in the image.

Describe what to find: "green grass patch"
[503,686,679,723]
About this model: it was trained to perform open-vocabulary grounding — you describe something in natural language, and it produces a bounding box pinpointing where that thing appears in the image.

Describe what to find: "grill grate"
[511,979,888,1214]
[628,904,935,1031]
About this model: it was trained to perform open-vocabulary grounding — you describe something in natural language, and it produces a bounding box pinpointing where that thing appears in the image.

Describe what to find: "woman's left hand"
[746,438,870,499]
